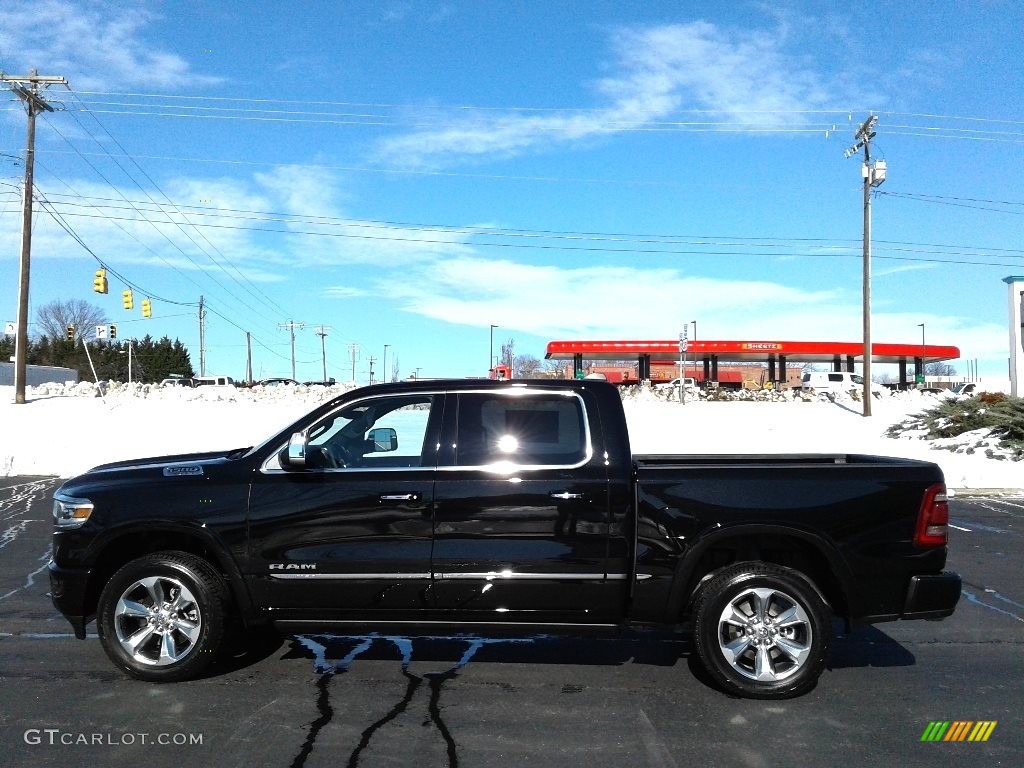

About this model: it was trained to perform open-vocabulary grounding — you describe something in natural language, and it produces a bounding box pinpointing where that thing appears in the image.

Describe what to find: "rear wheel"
[97,551,229,682]
[693,562,830,699]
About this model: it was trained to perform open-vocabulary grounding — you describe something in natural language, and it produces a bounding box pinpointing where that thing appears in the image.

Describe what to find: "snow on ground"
[0,382,1021,492]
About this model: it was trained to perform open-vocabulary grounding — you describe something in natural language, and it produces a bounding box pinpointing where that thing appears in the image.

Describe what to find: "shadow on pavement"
[828,623,917,669]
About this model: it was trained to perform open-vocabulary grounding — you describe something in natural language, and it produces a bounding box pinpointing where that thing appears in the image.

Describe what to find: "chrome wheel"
[716,586,812,682]
[114,575,203,666]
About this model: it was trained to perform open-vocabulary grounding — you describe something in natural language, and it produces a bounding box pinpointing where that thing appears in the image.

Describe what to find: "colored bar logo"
[921,721,997,742]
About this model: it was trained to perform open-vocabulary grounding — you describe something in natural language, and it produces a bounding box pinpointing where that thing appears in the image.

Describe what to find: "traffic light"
[66,324,75,341]
[122,289,134,310]
[93,268,108,294]
[141,298,152,318]
[109,324,117,339]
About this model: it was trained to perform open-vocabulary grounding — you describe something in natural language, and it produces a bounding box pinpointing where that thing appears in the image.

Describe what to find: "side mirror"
[367,427,397,452]
[285,431,308,468]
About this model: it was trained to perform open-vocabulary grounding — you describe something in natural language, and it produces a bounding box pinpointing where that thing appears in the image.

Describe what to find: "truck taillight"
[914,483,949,547]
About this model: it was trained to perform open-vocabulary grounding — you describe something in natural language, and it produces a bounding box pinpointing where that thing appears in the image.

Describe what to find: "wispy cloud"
[0,0,222,90]
[323,286,368,299]
[375,20,838,167]
[1,165,473,280]
[373,254,1004,363]
[875,262,939,278]
[382,256,840,339]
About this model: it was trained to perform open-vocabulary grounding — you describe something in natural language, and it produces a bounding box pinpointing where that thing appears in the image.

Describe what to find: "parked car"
[801,371,881,394]
[49,379,958,698]
[655,377,698,390]
[159,377,195,388]
[256,378,299,387]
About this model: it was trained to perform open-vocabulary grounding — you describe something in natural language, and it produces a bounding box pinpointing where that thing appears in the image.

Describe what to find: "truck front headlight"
[52,494,94,529]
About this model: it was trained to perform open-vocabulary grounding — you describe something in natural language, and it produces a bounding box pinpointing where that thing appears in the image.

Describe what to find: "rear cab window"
[453,392,590,468]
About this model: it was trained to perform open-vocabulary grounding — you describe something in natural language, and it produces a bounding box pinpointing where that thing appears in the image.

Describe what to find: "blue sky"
[2,0,1023,382]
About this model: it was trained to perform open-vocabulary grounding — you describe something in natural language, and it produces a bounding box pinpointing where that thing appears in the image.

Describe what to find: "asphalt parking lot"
[1,476,1021,767]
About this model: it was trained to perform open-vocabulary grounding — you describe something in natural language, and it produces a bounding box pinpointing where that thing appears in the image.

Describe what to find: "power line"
[60,94,291,317]
[7,178,1024,258]
[64,91,1024,143]
[8,185,1024,266]
[878,190,1024,216]
[27,148,677,186]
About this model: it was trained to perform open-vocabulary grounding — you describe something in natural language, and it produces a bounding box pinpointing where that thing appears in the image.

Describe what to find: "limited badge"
[163,465,204,477]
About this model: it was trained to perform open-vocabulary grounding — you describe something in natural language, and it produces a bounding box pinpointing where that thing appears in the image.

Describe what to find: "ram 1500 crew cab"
[49,379,960,698]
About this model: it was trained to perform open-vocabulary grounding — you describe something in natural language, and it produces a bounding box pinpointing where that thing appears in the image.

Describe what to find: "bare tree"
[540,359,568,378]
[925,362,957,377]
[390,356,400,383]
[514,354,541,378]
[35,299,106,342]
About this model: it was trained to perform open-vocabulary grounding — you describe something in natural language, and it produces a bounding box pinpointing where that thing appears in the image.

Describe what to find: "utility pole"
[1,70,68,404]
[348,343,360,383]
[489,324,498,374]
[198,295,206,376]
[368,355,376,384]
[278,320,304,380]
[245,332,253,384]
[314,326,331,381]
[845,114,885,417]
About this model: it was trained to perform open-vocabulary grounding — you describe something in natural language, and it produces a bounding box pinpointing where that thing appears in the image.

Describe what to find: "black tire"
[693,562,830,699]
[97,551,229,682]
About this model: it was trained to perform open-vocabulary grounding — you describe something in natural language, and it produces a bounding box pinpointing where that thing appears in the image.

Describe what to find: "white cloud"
[0,165,475,283]
[376,254,1007,367]
[383,256,838,337]
[875,262,939,278]
[375,20,839,167]
[0,0,222,91]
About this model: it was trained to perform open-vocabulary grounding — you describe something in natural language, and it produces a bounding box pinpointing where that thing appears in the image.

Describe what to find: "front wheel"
[693,562,830,699]
[97,551,229,682]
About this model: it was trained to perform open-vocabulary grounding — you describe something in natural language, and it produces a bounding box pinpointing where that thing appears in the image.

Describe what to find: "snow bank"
[1,382,1020,492]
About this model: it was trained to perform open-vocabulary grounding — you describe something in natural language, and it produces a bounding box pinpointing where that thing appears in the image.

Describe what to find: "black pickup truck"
[49,379,960,698]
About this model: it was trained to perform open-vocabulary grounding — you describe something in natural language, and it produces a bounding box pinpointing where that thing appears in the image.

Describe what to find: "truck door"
[430,390,619,623]
[246,393,442,619]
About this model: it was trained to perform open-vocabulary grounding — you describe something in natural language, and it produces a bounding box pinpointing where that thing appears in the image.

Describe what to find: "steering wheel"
[321,440,356,468]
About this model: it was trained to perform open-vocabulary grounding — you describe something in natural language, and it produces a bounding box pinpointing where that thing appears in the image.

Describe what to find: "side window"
[455,393,588,468]
[828,374,843,382]
[305,395,436,470]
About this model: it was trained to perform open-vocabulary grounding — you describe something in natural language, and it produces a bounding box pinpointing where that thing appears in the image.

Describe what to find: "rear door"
[429,389,620,623]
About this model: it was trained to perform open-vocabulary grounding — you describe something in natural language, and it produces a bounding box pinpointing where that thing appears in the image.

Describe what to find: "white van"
[801,371,879,394]
[193,375,235,387]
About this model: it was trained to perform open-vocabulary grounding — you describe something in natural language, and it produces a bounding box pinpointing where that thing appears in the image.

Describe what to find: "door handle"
[549,491,584,500]
[379,493,421,502]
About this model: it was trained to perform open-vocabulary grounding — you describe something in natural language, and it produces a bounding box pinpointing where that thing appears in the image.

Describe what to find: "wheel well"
[679,534,849,621]
[85,532,232,619]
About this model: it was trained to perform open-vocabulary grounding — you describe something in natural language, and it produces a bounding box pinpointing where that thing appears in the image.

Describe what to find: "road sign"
[679,330,688,354]
[95,325,108,340]
[3,321,15,336]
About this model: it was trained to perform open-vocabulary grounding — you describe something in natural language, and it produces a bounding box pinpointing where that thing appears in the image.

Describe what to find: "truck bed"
[634,453,936,467]
[629,452,949,624]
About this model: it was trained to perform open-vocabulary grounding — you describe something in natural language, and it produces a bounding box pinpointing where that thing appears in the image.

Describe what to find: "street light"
[918,323,926,387]
[383,344,390,384]
[489,324,498,374]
